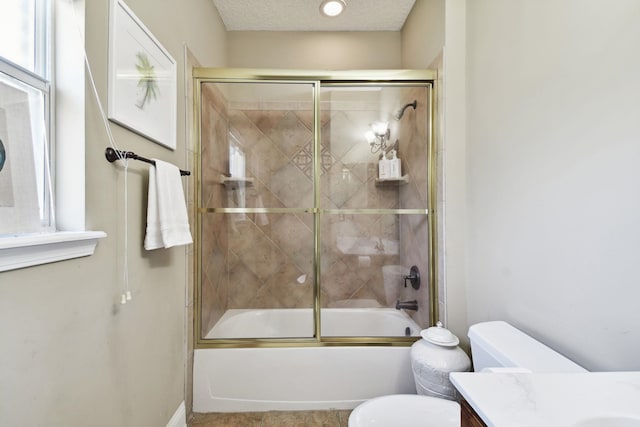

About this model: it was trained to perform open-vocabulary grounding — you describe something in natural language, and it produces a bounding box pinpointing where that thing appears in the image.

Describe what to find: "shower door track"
[199,208,429,215]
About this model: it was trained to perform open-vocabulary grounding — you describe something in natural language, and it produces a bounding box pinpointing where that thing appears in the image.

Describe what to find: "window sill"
[0,231,107,272]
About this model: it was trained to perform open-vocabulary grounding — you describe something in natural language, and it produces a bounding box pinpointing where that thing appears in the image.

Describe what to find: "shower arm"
[395,100,417,120]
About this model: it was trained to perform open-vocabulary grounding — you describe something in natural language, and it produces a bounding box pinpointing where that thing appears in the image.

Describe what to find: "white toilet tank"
[468,321,587,373]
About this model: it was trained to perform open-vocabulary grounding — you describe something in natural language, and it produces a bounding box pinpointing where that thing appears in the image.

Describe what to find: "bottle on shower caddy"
[229,146,245,178]
[388,150,401,178]
[378,152,390,179]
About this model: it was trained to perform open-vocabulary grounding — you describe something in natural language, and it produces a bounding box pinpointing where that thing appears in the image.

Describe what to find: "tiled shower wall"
[200,83,230,334]
[199,83,432,336]
[398,87,431,326]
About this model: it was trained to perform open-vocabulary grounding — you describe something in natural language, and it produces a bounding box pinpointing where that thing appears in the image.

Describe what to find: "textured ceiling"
[212,0,416,32]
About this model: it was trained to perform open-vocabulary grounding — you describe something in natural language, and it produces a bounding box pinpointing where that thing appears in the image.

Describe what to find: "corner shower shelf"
[220,175,254,189]
[375,175,409,186]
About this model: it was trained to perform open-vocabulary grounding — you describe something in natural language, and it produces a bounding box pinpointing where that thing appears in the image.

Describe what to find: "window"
[0,0,105,272]
[0,0,47,74]
[0,0,53,233]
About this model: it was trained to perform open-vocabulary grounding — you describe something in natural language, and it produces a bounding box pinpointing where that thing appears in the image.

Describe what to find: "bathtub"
[193,308,422,412]
[205,307,421,339]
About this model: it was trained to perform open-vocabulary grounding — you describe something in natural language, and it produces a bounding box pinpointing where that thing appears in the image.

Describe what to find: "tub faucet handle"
[403,265,420,289]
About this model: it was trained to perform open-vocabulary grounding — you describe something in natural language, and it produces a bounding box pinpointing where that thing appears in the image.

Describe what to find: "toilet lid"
[349,394,460,427]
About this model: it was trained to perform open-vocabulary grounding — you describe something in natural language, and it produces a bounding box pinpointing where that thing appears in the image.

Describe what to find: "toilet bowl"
[348,395,459,427]
[348,321,587,427]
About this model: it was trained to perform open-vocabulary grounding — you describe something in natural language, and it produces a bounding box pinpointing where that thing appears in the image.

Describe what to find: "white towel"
[144,160,193,250]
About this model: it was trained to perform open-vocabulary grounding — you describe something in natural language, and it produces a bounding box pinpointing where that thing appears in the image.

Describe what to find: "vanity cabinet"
[460,398,487,427]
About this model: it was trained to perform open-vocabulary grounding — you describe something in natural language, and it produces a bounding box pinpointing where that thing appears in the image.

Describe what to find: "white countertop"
[450,371,640,427]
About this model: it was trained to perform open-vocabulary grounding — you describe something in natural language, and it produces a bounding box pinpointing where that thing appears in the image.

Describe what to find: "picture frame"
[108,0,177,150]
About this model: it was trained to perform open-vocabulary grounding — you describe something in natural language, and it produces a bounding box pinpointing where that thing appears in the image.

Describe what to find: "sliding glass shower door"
[318,84,431,338]
[198,80,317,339]
[195,70,436,346]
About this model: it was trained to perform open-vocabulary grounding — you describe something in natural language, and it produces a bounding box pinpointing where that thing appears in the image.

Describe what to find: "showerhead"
[394,100,417,120]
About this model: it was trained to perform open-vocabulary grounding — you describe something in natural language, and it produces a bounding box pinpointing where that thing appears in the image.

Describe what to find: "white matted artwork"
[0,81,41,234]
[108,0,177,149]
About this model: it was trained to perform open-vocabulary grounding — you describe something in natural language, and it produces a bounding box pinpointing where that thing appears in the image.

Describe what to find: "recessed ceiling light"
[320,0,346,17]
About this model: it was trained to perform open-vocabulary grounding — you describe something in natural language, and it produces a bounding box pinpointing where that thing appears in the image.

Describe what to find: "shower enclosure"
[194,69,436,347]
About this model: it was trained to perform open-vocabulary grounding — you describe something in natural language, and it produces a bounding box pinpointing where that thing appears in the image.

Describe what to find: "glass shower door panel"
[318,86,381,211]
[201,213,316,339]
[319,212,428,337]
[320,213,400,307]
[319,213,424,337]
[318,85,430,210]
[200,81,315,210]
[199,79,317,341]
[318,83,432,337]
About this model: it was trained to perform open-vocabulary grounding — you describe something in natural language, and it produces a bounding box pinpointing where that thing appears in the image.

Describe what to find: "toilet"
[349,321,587,426]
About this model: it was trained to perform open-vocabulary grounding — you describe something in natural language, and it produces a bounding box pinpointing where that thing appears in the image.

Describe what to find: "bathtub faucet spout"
[396,300,418,311]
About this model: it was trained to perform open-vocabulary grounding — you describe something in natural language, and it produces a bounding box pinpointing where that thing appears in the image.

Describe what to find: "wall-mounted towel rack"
[105,147,191,176]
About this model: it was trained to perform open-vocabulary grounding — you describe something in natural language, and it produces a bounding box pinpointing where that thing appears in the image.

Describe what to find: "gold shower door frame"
[194,68,437,348]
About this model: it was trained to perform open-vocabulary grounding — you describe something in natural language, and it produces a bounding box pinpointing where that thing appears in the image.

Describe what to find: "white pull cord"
[83,48,120,157]
[121,158,132,304]
[68,0,132,304]
[41,113,56,230]
[68,0,121,158]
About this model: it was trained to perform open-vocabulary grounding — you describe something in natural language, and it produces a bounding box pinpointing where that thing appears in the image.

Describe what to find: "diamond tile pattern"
[291,141,335,179]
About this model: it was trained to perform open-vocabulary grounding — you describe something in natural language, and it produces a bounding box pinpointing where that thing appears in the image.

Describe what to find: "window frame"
[0,0,105,273]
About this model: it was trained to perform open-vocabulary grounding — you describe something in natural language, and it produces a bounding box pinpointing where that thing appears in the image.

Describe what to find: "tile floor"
[189,410,353,427]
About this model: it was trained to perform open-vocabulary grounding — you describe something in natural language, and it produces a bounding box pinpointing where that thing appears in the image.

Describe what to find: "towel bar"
[105,147,190,176]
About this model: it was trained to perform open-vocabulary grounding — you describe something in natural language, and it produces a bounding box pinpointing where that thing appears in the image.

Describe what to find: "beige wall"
[405,0,640,370]
[465,0,640,371]
[401,0,445,69]
[0,1,225,426]
[401,0,470,347]
[227,31,402,69]
[440,0,469,349]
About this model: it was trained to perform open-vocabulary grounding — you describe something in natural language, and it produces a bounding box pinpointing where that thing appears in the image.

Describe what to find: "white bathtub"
[194,308,422,412]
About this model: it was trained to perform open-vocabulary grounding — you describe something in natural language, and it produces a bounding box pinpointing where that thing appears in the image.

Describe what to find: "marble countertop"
[450,371,640,427]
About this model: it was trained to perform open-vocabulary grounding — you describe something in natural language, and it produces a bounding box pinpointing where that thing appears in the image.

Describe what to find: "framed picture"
[108,0,177,149]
